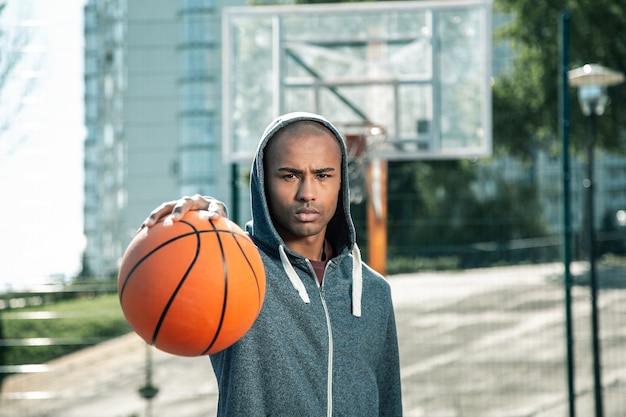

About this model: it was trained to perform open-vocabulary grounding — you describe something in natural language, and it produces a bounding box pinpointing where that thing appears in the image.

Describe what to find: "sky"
[0,0,86,290]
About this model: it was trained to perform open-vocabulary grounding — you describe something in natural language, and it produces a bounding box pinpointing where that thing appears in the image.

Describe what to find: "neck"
[284,237,325,261]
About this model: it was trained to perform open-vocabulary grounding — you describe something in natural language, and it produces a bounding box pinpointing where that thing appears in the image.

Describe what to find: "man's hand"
[138,194,227,232]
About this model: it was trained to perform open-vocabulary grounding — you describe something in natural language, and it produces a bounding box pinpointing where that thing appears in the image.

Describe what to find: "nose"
[296,176,316,201]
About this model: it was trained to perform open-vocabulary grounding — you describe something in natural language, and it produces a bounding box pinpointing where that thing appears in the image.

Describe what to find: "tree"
[0,2,35,165]
[493,0,626,159]
[386,158,549,267]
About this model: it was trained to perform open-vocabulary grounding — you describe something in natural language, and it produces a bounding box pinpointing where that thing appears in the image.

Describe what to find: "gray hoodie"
[210,112,403,416]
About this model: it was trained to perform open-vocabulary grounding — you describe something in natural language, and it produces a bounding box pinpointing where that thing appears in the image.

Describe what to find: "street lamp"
[568,63,624,417]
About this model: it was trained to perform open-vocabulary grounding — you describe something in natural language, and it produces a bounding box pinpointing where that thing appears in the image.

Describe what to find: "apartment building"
[83,0,248,277]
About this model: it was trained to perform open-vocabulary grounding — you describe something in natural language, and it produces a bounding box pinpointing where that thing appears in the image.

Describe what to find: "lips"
[294,207,320,222]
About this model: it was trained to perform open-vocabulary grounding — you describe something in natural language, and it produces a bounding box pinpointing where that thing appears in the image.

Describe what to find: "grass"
[387,255,461,274]
[0,293,132,368]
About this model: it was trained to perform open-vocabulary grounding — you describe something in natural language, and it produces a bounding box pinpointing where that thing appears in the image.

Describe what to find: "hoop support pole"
[367,158,388,276]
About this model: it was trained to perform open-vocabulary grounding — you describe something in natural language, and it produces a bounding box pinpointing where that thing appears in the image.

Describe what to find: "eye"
[317,173,330,179]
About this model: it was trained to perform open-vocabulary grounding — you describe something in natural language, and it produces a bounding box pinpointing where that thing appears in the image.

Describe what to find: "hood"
[246,111,362,317]
[247,111,356,255]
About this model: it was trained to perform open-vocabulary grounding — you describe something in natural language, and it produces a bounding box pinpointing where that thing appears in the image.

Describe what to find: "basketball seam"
[201,220,229,355]
[119,227,247,299]
[119,230,198,300]
[119,217,258,356]
[230,234,264,313]
[151,219,202,346]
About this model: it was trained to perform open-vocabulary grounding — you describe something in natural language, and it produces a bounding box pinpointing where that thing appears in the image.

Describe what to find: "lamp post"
[568,63,624,417]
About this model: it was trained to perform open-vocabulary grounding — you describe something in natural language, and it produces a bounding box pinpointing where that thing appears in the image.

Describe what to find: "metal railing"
[0,283,119,378]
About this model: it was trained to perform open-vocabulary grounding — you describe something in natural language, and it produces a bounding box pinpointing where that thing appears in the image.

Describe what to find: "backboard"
[222,0,492,163]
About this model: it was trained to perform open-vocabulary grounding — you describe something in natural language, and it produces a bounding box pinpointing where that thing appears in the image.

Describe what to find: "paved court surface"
[1,262,625,417]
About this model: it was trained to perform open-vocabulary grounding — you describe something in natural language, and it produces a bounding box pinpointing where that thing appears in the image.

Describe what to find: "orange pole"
[366,158,387,276]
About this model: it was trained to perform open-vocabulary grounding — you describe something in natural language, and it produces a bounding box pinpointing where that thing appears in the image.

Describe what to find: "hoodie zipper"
[308,259,334,417]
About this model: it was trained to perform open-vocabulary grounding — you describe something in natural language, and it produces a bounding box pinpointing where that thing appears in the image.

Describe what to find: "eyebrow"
[277,167,336,174]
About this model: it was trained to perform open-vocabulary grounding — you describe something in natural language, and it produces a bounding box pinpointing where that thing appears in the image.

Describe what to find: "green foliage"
[386,159,550,268]
[1,294,131,367]
[493,0,626,158]
[387,256,461,275]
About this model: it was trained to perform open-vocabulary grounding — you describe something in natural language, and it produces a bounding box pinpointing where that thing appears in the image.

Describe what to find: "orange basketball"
[117,211,266,356]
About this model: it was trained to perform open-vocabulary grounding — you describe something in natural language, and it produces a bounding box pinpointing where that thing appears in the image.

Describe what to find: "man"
[142,112,402,416]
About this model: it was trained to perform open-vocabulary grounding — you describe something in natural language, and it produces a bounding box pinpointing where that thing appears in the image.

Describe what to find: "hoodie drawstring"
[279,245,311,304]
[351,244,363,317]
[279,244,363,317]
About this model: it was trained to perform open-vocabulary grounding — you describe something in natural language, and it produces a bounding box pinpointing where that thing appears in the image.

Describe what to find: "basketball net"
[343,123,385,205]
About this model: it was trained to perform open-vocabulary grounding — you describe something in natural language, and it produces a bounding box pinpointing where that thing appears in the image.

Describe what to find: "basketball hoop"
[341,123,385,204]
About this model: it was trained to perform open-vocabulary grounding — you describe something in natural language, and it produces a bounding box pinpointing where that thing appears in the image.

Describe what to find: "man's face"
[264,126,342,245]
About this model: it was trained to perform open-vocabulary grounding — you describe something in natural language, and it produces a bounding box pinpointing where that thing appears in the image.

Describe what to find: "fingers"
[196,199,227,222]
[162,194,208,225]
[138,195,227,232]
[208,200,227,218]
[137,201,174,231]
